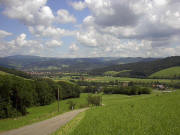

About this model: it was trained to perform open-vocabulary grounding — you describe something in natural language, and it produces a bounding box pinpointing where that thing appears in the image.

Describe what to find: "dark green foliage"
[57,81,80,99]
[34,80,55,106]
[90,56,180,78]
[0,75,35,118]
[83,86,99,93]
[103,86,151,95]
[87,94,102,106]
[67,100,76,110]
[0,66,32,79]
[0,75,81,119]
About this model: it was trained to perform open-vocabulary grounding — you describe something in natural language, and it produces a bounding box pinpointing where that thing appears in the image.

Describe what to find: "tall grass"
[66,91,180,135]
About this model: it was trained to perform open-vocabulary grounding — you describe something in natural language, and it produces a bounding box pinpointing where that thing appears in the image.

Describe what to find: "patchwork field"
[57,76,180,84]
[55,90,180,135]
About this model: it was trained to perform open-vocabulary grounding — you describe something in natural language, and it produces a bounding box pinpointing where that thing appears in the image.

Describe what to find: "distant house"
[121,81,129,87]
[158,85,166,90]
[153,84,166,90]
[79,76,85,81]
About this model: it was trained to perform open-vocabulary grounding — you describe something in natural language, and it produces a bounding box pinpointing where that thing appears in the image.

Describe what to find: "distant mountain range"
[0,55,159,72]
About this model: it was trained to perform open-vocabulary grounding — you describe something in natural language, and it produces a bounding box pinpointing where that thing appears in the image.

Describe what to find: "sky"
[0,0,180,58]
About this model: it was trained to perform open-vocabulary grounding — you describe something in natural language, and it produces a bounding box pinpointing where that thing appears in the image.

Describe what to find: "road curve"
[0,108,88,135]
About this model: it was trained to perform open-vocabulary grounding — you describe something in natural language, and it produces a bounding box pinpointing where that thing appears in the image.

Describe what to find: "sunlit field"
[55,90,180,135]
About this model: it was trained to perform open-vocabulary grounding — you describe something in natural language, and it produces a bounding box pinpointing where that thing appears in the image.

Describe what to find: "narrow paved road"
[0,108,88,135]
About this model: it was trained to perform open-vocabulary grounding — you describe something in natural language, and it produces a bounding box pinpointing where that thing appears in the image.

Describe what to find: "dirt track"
[0,108,88,135]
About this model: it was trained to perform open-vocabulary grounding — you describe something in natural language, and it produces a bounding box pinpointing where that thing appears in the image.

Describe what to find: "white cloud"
[1,0,180,57]
[77,27,98,47]
[0,33,45,56]
[0,0,76,40]
[69,43,79,51]
[56,9,76,24]
[0,29,12,39]
[46,40,62,47]
[15,33,27,47]
[0,0,54,26]
[74,0,180,57]
[29,26,76,38]
[70,1,86,11]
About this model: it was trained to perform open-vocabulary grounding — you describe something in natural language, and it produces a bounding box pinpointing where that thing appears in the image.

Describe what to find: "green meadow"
[0,71,9,75]
[150,66,180,79]
[80,76,180,84]
[55,90,180,135]
[0,94,88,132]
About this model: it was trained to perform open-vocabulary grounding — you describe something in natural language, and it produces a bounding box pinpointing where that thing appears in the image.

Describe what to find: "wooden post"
[58,88,60,112]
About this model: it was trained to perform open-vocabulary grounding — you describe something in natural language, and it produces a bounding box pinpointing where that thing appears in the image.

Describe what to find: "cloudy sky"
[0,0,180,58]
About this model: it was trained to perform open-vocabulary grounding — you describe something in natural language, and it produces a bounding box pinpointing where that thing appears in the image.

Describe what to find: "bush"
[87,94,102,106]
[57,81,80,99]
[67,101,76,110]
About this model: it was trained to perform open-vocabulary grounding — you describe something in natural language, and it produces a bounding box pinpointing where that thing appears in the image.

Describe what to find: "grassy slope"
[104,70,131,76]
[57,91,180,135]
[150,66,180,79]
[0,94,88,132]
[0,71,10,75]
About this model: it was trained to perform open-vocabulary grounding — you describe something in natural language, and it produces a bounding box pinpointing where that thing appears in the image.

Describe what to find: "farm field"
[150,66,180,79]
[0,94,88,132]
[56,90,180,135]
[56,76,180,84]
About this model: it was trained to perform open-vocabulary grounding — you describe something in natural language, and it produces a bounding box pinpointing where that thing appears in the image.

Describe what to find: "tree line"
[103,86,151,95]
[0,75,80,119]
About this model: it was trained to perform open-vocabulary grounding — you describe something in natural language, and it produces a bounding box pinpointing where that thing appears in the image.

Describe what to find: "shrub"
[87,94,102,106]
[67,101,76,110]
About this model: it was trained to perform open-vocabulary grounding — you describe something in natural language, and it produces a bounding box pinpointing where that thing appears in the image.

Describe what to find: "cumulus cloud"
[75,0,180,57]
[0,30,12,39]
[70,1,86,11]
[0,0,76,40]
[0,33,44,56]
[0,0,180,57]
[0,0,54,26]
[46,40,62,47]
[56,9,76,24]
[69,43,79,51]
[8,33,43,48]
[29,26,76,38]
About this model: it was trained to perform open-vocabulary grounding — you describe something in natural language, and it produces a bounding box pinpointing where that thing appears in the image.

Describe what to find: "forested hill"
[90,56,180,78]
[0,55,158,72]
[0,66,31,79]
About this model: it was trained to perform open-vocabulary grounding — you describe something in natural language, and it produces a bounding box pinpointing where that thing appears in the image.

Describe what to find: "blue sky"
[0,0,180,57]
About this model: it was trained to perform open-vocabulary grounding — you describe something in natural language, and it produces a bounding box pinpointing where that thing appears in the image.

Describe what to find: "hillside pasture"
[0,71,9,75]
[149,66,180,79]
[57,90,180,135]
